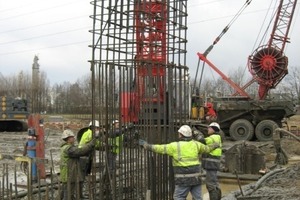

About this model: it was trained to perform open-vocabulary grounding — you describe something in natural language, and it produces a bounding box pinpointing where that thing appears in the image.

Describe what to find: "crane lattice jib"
[135,0,167,101]
[248,0,297,100]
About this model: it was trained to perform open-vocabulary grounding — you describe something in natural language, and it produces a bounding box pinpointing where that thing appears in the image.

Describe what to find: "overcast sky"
[0,0,299,86]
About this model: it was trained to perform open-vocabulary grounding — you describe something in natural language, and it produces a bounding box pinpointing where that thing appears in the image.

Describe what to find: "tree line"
[0,66,299,114]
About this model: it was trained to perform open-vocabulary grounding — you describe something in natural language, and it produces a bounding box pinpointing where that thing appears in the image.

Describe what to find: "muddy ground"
[0,118,299,200]
[222,138,300,200]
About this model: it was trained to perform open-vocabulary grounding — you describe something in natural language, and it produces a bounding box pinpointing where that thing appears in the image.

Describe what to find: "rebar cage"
[89,0,189,199]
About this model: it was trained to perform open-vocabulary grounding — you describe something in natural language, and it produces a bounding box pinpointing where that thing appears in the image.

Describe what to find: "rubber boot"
[208,187,222,200]
[216,187,222,199]
[79,182,89,199]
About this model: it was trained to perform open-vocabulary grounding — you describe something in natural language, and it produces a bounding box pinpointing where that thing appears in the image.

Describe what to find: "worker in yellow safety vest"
[139,125,219,200]
[60,129,95,200]
[107,119,123,173]
[78,120,101,175]
[198,122,222,200]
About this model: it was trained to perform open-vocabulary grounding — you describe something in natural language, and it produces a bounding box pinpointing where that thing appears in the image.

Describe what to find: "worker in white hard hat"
[78,119,102,198]
[198,122,222,200]
[107,119,123,173]
[138,125,220,200]
[79,120,101,144]
[79,120,101,149]
[60,129,95,200]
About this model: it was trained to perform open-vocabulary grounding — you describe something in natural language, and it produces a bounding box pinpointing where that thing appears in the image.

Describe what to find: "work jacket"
[108,128,123,155]
[150,138,215,186]
[202,134,222,170]
[60,141,94,183]
[79,128,100,149]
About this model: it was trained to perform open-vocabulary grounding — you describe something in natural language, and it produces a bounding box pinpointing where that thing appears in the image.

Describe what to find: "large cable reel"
[248,45,288,87]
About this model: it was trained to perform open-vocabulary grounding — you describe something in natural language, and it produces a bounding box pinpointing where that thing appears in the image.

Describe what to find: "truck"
[0,96,29,132]
[189,95,295,141]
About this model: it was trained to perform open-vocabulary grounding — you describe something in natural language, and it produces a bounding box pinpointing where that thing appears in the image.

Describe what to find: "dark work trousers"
[205,169,221,200]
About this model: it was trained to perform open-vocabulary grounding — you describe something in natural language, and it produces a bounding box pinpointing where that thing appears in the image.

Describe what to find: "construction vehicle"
[0,96,29,132]
[191,0,297,141]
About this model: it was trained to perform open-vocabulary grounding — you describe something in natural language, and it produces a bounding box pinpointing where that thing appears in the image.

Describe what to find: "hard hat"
[61,129,75,140]
[178,125,192,137]
[112,119,119,124]
[208,122,220,132]
[89,120,100,127]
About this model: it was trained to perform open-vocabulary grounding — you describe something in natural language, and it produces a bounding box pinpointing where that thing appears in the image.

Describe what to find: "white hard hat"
[112,120,119,124]
[89,120,100,127]
[209,122,220,132]
[61,129,75,140]
[178,125,192,137]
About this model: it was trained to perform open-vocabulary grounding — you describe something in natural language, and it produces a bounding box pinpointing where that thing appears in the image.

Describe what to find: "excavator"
[192,0,298,141]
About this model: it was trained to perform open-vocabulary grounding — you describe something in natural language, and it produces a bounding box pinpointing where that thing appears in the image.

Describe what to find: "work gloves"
[138,139,152,150]
[138,139,147,146]
[193,129,204,141]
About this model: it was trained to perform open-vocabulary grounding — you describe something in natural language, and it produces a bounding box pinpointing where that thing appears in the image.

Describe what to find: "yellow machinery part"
[191,107,198,119]
[199,106,205,119]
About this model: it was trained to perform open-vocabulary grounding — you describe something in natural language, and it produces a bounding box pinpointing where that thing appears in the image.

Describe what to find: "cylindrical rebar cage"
[89,0,189,199]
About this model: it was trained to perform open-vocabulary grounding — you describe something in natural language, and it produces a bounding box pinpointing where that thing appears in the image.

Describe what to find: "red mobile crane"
[195,0,297,141]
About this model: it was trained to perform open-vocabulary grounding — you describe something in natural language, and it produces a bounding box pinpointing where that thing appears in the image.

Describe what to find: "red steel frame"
[135,0,167,102]
[27,114,46,179]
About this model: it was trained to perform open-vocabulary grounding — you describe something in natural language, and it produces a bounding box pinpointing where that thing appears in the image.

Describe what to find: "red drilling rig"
[121,0,168,124]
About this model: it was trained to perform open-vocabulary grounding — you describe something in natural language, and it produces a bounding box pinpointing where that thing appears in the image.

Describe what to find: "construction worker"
[138,125,220,200]
[79,120,101,148]
[107,119,123,173]
[100,119,124,196]
[78,120,101,175]
[198,122,222,200]
[60,129,95,200]
[205,102,217,123]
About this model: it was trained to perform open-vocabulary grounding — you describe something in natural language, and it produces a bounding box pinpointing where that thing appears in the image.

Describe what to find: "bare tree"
[281,66,300,104]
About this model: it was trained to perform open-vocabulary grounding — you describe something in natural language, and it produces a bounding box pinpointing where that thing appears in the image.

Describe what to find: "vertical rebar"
[89,0,188,199]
